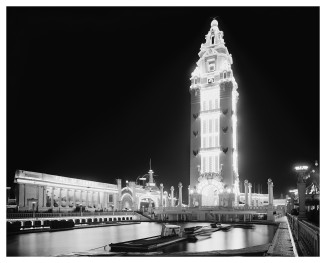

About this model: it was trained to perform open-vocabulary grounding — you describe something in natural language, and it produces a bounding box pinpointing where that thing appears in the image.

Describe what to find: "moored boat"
[210,223,221,228]
[220,224,233,231]
[184,226,204,234]
[186,225,220,241]
[233,224,255,229]
[109,224,187,252]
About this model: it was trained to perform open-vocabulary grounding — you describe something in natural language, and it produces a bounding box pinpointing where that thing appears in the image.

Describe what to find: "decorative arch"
[121,187,133,196]
[121,193,133,210]
[197,174,224,207]
[201,185,220,206]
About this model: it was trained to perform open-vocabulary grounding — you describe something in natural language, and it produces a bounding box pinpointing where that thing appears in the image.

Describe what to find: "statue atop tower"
[189,19,240,207]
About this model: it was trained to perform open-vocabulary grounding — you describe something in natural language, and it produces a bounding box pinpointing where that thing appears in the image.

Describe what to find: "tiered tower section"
[190,20,239,199]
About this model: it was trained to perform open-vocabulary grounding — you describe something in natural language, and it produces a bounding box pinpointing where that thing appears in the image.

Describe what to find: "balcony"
[199,108,221,118]
[199,147,220,154]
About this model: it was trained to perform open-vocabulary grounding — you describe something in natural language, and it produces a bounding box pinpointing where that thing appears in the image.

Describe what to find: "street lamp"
[294,165,309,172]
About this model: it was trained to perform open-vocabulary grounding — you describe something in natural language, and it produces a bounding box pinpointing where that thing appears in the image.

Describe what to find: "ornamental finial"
[211,19,218,28]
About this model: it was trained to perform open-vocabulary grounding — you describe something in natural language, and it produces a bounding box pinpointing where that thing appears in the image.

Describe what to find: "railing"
[7,211,135,219]
[153,206,269,212]
[287,213,320,256]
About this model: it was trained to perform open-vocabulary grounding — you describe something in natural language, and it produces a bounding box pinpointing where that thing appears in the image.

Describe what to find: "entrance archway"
[201,185,219,206]
[121,193,133,210]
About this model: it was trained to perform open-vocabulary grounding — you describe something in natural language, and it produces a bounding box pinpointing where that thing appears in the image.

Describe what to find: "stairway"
[134,212,154,221]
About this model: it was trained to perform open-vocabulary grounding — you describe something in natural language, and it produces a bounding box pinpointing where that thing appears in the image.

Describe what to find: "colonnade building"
[13,169,171,212]
[15,170,118,212]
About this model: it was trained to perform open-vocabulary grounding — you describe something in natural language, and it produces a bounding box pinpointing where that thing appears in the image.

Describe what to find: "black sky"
[7,7,319,198]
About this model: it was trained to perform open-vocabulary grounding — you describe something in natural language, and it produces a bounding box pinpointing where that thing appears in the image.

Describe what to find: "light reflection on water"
[7,222,275,256]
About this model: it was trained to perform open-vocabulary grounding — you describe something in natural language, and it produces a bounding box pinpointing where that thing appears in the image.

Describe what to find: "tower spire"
[148,158,154,185]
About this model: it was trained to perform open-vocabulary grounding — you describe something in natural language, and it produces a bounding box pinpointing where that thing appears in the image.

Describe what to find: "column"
[98,191,100,208]
[170,186,174,207]
[160,184,164,207]
[113,193,117,211]
[80,190,83,206]
[117,179,122,210]
[267,179,274,207]
[86,191,89,207]
[93,191,97,208]
[106,192,109,209]
[51,187,54,209]
[298,181,306,219]
[178,182,183,207]
[43,186,47,208]
[248,183,252,207]
[24,184,27,208]
[91,191,94,207]
[38,185,42,210]
[104,192,108,209]
[244,180,249,207]
[73,189,76,208]
[58,188,62,207]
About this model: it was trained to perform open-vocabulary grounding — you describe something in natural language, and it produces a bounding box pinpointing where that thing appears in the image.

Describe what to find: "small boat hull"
[110,235,187,252]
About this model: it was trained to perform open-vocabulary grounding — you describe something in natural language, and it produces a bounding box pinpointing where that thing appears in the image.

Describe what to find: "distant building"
[14,170,118,212]
[12,169,166,212]
[189,19,240,206]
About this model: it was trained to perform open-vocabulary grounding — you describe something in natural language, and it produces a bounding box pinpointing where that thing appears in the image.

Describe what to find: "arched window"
[223,71,227,79]
[211,35,215,44]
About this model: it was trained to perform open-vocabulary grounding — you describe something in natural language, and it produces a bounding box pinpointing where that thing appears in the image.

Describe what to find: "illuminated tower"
[189,19,239,206]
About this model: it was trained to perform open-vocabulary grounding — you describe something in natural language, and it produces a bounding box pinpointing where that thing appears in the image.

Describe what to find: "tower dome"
[211,19,218,28]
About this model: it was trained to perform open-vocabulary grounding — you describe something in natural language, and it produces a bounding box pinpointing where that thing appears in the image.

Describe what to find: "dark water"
[7,222,276,256]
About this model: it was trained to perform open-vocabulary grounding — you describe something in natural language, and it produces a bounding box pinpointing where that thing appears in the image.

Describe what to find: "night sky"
[7,7,319,199]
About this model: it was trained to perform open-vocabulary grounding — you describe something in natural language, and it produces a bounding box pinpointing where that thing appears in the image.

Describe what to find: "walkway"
[266,216,297,256]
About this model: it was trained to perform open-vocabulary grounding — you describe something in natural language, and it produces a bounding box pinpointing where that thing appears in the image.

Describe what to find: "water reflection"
[7,222,275,256]
[162,223,275,253]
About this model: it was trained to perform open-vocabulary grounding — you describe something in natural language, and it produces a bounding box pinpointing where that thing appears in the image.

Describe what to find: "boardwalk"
[266,216,297,256]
